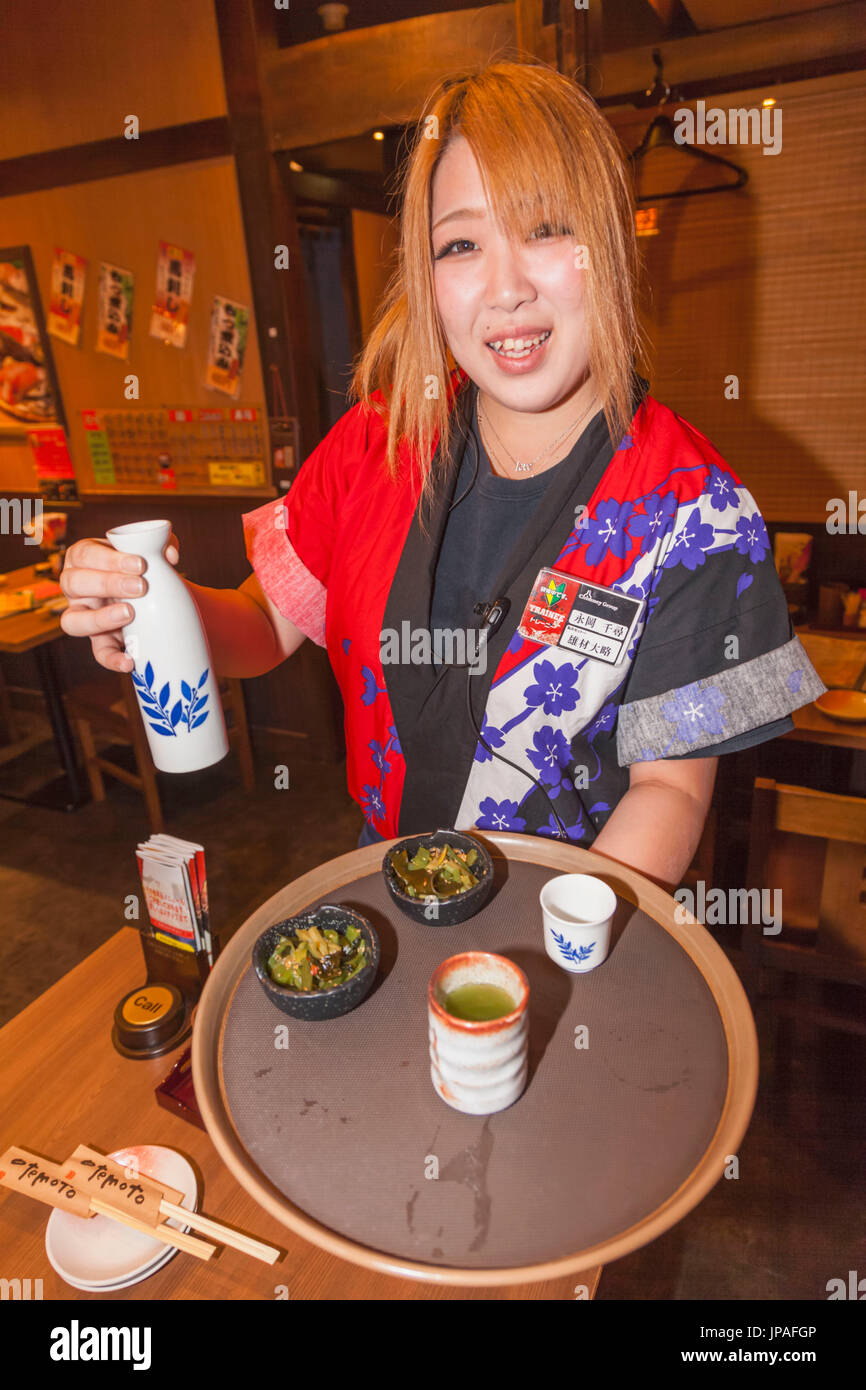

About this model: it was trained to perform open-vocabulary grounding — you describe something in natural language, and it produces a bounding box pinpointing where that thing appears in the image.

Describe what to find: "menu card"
[136,835,211,964]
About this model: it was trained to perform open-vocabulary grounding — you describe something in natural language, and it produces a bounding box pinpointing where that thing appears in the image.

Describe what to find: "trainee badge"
[517,566,644,665]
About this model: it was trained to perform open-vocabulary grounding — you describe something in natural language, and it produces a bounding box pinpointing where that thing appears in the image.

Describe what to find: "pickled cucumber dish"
[266,919,366,991]
[390,843,481,900]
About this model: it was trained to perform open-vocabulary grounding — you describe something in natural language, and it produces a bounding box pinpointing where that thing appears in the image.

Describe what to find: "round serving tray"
[192,833,758,1287]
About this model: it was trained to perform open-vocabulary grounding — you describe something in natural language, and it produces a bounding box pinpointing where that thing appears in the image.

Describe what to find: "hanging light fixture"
[318,3,349,32]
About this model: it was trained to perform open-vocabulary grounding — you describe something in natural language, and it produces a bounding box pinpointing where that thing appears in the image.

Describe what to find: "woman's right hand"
[60,532,180,672]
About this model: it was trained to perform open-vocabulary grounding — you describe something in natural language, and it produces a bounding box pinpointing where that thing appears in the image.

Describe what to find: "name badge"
[517,566,645,666]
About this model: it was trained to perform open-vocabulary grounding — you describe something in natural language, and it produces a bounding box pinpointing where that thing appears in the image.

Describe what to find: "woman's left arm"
[589,756,718,891]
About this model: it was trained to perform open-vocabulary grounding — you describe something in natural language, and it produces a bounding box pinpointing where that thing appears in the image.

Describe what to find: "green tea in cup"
[442,982,516,1022]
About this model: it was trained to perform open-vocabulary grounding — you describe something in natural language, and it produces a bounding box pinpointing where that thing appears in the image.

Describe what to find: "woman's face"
[431,133,590,414]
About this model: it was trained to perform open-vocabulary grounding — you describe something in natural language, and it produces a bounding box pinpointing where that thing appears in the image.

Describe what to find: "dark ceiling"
[274,0,695,51]
[275,0,495,48]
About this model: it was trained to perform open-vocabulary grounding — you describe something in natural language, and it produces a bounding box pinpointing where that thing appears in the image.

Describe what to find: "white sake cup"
[428,952,529,1116]
[539,873,617,974]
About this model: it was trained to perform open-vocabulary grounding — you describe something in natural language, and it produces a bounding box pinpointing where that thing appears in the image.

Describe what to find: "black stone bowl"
[251,904,379,1020]
[382,828,494,925]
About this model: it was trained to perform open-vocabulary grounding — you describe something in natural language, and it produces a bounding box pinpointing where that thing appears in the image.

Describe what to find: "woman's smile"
[486,327,552,372]
[431,133,591,431]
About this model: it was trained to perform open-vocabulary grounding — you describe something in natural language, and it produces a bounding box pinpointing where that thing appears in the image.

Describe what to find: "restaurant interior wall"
[607,70,866,526]
[0,0,227,162]
[0,0,344,757]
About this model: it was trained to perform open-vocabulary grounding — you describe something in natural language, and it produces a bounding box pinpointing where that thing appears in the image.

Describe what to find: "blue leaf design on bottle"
[131,662,211,738]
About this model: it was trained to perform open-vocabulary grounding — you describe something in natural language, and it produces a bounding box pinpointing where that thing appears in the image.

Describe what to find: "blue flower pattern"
[476,797,527,833]
[734,512,770,563]
[523,658,581,717]
[581,499,635,567]
[454,455,774,838]
[627,490,677,555]
[527,726,573,791]
[660,682,728,743]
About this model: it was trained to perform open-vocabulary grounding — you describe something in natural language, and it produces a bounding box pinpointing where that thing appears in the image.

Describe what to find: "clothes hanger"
[628,50,749,203]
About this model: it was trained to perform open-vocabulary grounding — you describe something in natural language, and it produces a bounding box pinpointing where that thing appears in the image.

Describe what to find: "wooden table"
[0,564,84,808]
[0,928,598,1300]
[788,629,866,753]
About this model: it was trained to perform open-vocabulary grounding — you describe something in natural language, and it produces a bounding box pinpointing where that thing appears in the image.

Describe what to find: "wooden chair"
[64,673,255,833]
[0,664,22,744]
[743,777,866,1035]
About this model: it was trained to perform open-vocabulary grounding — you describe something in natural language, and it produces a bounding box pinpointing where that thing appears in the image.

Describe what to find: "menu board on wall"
[78,404,269,495]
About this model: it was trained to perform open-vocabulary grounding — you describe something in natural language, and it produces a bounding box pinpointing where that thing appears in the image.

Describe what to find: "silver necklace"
[478,393,598,475]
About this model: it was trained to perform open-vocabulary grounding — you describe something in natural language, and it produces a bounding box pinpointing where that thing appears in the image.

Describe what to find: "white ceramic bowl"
[45,1145,198,1289]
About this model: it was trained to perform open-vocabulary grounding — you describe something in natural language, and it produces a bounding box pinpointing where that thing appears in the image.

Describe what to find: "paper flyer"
[151,834,211,963]
[47,248,87,345]
[96,262,134,359]
[136,849,198,952]
[205,295,248,397]
[149,241,195,348]
[27,426,77,494]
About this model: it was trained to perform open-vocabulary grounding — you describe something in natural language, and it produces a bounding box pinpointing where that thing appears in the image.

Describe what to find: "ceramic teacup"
[539,873,617,974]
[428,952,529,1115]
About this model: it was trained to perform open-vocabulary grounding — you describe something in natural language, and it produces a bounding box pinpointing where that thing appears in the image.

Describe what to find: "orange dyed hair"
[350,56,646,499]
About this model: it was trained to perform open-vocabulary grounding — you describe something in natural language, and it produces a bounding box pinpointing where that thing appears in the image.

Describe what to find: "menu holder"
[115,835,220,1058]
[138,927,218,1001]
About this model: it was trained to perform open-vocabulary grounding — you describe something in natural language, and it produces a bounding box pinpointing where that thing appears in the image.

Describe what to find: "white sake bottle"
[106,519,229,774]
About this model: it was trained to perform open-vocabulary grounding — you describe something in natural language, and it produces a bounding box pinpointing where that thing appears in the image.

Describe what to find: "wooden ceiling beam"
[262,4,516,151]
[283,162,390,217]
[598,0,864,103]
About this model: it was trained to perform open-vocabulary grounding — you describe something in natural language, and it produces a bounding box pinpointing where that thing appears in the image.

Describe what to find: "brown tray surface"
[217,857,728,1270]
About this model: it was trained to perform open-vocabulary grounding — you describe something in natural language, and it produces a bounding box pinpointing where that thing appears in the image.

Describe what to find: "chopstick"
[90,1198,215,1260]
[157,1200,280,1264]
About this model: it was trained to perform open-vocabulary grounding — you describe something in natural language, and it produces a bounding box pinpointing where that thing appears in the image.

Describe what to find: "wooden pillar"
[212,0,321,455]
[515,0,604,95]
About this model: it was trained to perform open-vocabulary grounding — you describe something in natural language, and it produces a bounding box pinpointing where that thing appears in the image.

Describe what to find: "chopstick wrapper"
[0,1147,92,1217]
[62,1145,183,1226]
[64,1145,186,1223]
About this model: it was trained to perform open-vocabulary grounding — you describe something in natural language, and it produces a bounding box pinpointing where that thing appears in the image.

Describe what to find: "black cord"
[464,664,571,842]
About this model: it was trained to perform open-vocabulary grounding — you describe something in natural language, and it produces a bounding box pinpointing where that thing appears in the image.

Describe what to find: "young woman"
[60,60,824,889]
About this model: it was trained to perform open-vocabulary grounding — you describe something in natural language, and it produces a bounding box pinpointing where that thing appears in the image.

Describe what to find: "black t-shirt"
[429,391,563,649]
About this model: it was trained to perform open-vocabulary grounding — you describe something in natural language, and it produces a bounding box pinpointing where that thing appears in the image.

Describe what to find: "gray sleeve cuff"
[616,635,827,766]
